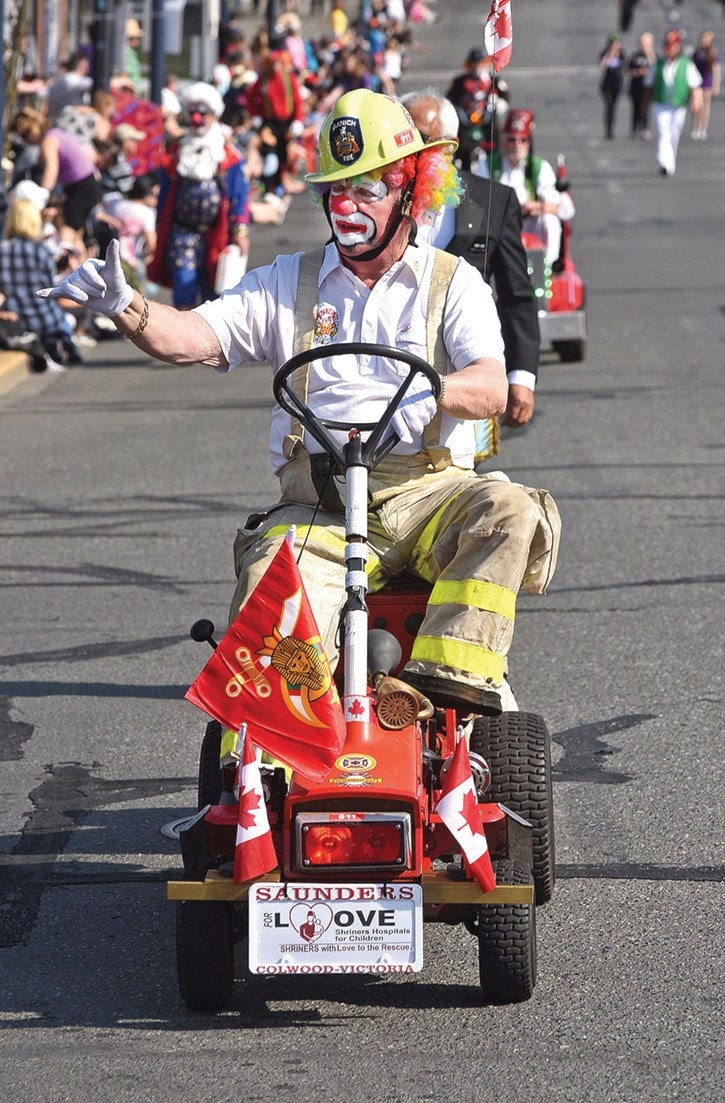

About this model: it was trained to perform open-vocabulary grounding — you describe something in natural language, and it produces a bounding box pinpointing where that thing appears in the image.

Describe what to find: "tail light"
[294,812,412,872]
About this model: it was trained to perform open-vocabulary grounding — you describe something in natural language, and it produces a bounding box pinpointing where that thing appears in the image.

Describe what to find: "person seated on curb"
[39,90,560,721]
[0,294,49,374]
[2,196,82,372]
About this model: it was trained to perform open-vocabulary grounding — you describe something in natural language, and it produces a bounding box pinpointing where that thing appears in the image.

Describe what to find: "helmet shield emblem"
[329,116,364,169]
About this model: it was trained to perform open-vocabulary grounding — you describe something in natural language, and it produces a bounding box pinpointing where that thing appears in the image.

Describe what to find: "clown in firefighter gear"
[39,90,560,718]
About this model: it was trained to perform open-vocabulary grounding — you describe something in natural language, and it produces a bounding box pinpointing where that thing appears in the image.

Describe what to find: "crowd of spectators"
[1,1,440,370]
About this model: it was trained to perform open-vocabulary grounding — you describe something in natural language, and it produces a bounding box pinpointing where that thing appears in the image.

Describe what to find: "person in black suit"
[401,90,539,429]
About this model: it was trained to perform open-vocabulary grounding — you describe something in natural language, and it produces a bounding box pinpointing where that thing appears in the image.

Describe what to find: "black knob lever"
[190,619,218,650]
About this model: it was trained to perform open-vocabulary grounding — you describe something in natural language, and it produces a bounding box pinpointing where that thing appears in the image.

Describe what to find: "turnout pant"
[229,460,560,694]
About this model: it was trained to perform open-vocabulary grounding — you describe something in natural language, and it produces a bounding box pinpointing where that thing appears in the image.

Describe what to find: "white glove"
[36,239,134,318]
[389,377,438,445]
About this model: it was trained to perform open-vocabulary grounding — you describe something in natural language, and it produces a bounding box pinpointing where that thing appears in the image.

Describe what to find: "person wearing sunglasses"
[474,108,574,266]
[146,82,251,307]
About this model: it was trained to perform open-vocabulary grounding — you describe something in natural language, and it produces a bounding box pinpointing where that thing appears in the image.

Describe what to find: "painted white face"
[328,175,390,247]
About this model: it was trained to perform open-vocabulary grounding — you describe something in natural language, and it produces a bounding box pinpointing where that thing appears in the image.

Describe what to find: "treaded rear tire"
[198,720,223,810]
[176,901,235,1011]
[470,712,555,905]
[477,858,536,1004]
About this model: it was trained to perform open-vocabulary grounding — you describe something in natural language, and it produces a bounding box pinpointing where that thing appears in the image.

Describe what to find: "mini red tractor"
[524,155,587,363]
[167,344,555,1010]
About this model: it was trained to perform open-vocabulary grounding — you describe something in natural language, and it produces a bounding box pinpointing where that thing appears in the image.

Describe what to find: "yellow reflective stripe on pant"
[398,476,545,691]
[412,577,514,679]
[426,577,516,621]
[264,523,385,588]
[220,726,237,762]
[410,634,506,684]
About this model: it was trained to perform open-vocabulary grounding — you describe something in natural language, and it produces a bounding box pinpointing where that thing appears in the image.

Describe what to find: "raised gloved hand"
[36,239,134,318]
[388,376,438,445]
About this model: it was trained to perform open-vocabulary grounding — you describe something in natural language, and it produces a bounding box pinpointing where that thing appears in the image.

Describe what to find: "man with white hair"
[146,82,251,307]
[401,90,539,432]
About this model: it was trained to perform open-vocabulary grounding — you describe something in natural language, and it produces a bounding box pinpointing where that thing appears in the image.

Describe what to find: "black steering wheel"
[272,342,441,472]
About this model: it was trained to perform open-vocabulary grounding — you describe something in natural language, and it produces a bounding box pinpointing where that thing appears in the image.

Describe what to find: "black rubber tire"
[477,858,536,1004]
[553,338,586,363]
[198,720,223,810]
[470,712,555,905]
[176,901,235,1011]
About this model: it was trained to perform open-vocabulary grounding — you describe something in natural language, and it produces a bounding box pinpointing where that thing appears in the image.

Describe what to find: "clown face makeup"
[188,106,215,132]
[328,174,393,248]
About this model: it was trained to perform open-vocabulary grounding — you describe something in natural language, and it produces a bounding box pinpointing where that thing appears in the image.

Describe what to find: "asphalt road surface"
[1,1,723,1100]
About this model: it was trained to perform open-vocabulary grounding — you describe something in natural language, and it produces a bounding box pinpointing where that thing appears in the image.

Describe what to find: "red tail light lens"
[295,813,411,871]
[357,825,402,864]
[305,825,355,865]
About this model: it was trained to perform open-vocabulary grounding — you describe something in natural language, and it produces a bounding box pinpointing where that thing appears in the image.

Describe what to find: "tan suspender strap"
[422,248,458,467]
[422,247,500,466]
[283,248,326,460]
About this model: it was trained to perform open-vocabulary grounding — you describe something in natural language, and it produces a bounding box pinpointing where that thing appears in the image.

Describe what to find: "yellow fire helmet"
[306,89,455,184]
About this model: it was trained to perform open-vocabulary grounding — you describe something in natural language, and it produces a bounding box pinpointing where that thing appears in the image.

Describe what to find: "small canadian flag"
[233,727,278,884]
[435,737,496,894]
[484,0,513,73]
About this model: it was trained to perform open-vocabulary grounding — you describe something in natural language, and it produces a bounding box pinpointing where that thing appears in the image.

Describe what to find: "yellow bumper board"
[167,870,534,906]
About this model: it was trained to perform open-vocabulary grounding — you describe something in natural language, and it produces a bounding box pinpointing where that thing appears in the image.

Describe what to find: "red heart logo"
[289,903,333,943]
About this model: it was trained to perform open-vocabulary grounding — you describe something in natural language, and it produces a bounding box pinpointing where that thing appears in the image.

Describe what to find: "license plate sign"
[248,882,423,975]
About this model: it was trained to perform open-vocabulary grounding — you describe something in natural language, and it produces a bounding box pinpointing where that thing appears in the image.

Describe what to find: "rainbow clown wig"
[306,88,463,225]
[309,148,463,225]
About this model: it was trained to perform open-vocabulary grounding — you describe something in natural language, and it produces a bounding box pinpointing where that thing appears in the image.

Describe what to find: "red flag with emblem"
[435,737,496,893]
[484,0,513,73]
[185,536,345,783]
[234,728,278,883]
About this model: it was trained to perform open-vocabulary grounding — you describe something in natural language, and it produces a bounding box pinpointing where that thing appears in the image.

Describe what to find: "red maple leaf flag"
[185,534,346,783]
[484,0,513,72]
[234,728,278,883]
[435,737,496,894]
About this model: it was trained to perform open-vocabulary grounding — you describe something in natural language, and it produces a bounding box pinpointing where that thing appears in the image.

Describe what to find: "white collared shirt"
[474,153,561,210]
[196,241,504,472]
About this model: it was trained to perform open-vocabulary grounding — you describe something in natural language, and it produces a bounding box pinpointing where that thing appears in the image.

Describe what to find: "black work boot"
[401,671,502,716]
